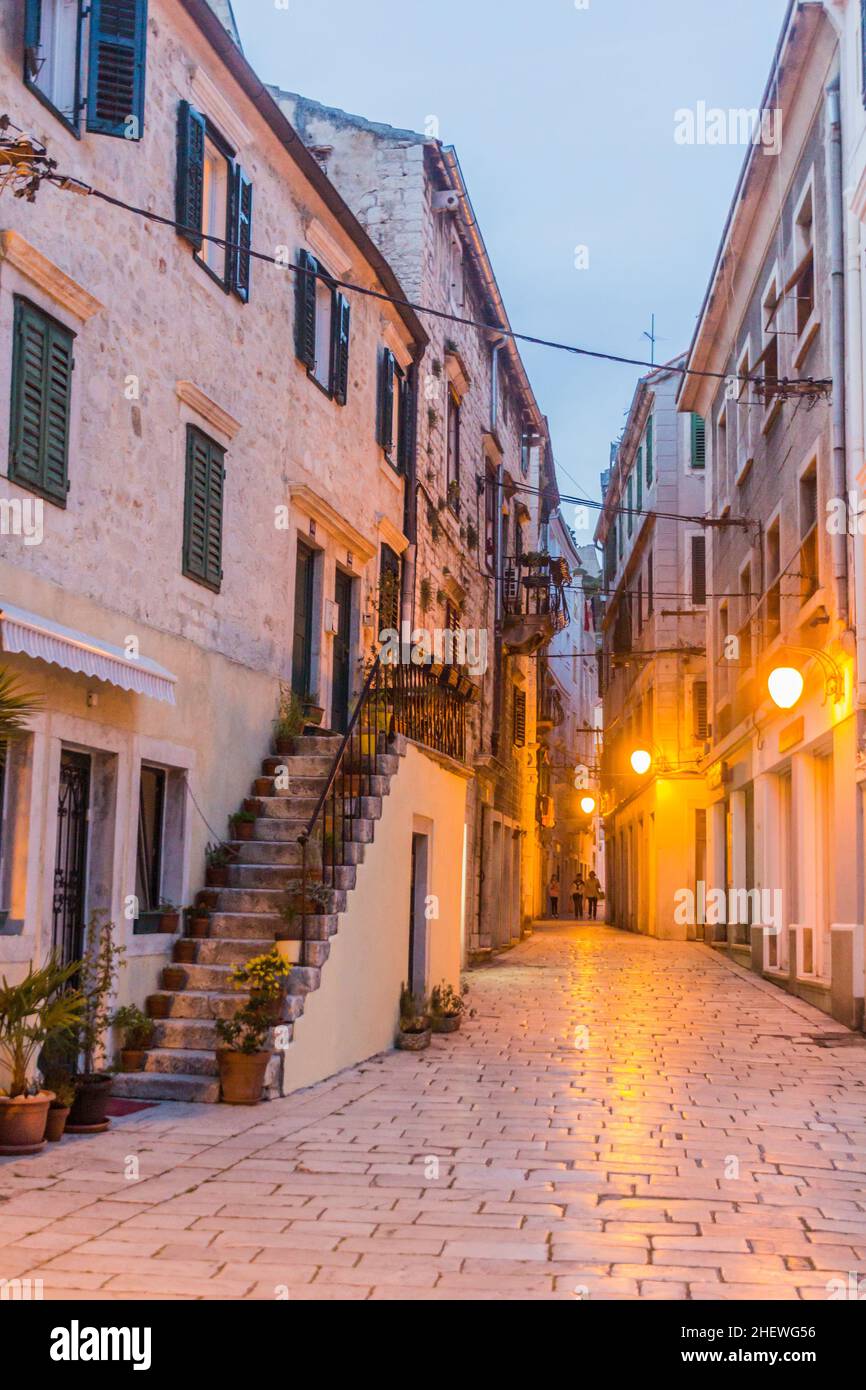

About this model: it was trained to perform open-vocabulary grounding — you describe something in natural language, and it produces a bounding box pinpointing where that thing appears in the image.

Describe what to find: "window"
[627,475,633,536]
[490,343,500,433]
[446,386,460,508]
[636,446,643,512]
[691,414,706,469]
[760,273,781,425]
[295,251,351,401]
[693,681,708,741]
[377,349,410,468]
[792,182,815,345]
[136,765,166,918]
[24,0,147,138]
[646,548,654,616]
[734,347,751,478]
[715,404,728,503]
[636,576,643,635]
[739,563,752,670]
[617,510,623,560]
[445,599,461,633]
[176,101,254,300]
[691,534,707,606]
[484,464,497,572]
[513,688,527,748]
[765,519,781,643]
[182,425,225,592]
[799,466,819,603]
[645,415,654,487]
[9,296,74,506]
[378,545,401,633]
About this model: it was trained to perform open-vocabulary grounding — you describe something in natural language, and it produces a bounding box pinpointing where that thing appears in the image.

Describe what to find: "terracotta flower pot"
[189,915,210,938]
[395,1027,431,1052]
[147,992,172,1017]
[275,737,296,757]
[207,866,229,887]
[162,966,187,992]
[254,778,272,797]
[244,799,262,816]
[217,1050,271,1105]
[232,821,254,841]
[0,1091,54,1154]
[174,939,197,963]
[196,890,219,911]
[119,1048,148,1072]
[45,1105,70,1142]
[67,1074,112,1130]
[159,910,180,933]
[431,1013,461,1034]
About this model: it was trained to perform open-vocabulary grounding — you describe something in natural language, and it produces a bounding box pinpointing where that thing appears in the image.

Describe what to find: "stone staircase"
[112,730,406,1103]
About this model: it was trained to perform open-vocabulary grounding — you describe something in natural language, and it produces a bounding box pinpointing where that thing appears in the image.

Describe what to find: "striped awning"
[0,601,177,705]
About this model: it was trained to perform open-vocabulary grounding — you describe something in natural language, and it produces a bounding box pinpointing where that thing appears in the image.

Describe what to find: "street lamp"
[630,748,652,776]
[579,794,597,815]
[768,666,804,710]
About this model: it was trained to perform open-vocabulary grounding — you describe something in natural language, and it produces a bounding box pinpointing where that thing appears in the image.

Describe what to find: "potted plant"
[174,937,197,964]
[188,903,210,938]
[275,896,298,965]
[0,956,84,1154]
[430,981,465,1034]
[303,689,325,728]
[215,949,290,1104]
[67,914,126,1132]
[273,683,305,755]
[205,842,233,887]
[157,900,180,933]
[161,965,186,992]
[395,984,431,1052]
[44,1078,76,1143]
[146,992,171,1018]
[229,809,256,842]
[228,948,291,1025]
[111,1004,155,1071]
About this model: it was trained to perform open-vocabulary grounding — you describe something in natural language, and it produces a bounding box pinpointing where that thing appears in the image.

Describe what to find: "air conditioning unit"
[432,190,460,213]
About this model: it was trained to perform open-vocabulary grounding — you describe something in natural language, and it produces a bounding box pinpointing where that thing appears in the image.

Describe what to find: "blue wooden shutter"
[10,298,74,506]
[232,166,253,301]
[295,250,318,367]
[176,101,205,248]
[183,426,224,591]
[86,0,148,138]
[377,349,395,451]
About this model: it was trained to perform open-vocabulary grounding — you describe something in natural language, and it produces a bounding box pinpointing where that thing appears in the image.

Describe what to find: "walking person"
[548,874,560,919]
[572,875,585,920]
[585,870,601,920]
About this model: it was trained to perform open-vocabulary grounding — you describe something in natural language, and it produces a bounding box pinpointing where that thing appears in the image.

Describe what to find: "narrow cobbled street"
[3,923,866,1301]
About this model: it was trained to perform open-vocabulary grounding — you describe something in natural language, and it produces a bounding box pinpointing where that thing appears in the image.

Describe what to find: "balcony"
[502,554,569,655]
[536,683,565,734]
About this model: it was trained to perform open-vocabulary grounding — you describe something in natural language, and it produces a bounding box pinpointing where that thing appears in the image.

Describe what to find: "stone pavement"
[3,922,866,1301]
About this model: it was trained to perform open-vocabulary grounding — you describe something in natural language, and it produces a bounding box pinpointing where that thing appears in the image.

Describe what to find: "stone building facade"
[270,91,562,953]
[0,0,481,1093]
[596,359,708,938]
[679,3,862,1026]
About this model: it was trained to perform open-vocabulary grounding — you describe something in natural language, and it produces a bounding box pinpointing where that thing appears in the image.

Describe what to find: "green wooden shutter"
[331,293,351,405]
[86,0,148,138]
[377,348,395,452]
[513,689,527,748]
[636,446,643,513]
[396,373,412,473]
[691,535,706,605]
[183,426,225,591]
[10,298,74,506]
[231,166,253,301]
[691,413,706,468]
[176,101,205,248]
[645,415,654,486]
[295,250,318,367]
[627,475,633,535]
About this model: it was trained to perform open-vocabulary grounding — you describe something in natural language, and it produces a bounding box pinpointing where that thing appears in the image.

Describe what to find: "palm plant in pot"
[215,949,290,1104]
[0,956,84,1154]
[111,1004,155,1071]
[395,983,431,1051]
[66,915,125,1131]
[430,981,465,1034]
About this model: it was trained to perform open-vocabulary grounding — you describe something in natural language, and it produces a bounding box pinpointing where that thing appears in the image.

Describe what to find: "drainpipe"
[400,359,421,635]
[826,79,850,628]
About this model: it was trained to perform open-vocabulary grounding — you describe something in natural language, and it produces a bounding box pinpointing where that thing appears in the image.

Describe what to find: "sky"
[229,0,790,518]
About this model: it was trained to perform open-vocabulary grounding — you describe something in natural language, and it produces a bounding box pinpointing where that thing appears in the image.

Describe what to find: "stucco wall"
[277,742,468,1095]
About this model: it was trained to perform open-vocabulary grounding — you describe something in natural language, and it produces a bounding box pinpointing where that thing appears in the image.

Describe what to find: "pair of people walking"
[549,870,601,919]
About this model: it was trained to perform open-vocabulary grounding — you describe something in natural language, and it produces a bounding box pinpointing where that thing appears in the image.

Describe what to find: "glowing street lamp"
[768,666,805,710]
[579,794,597,815]
[630,748,652,776]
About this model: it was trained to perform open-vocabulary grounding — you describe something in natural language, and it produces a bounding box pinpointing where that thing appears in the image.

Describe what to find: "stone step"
[287,734,343,756]
[207,911,282,940]
[148,988,306,1022]
[287,964,322,995]
[252,813,377,844]
[153,1018,218,1050]
[221,869,355,896]
[141,1047,220,1077]
[111,1071,221,1104]
[189,937,274,965]
[223,838,365,867]
[262,753,335,777]
[162,962,233,991]
[253,796,323,820]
